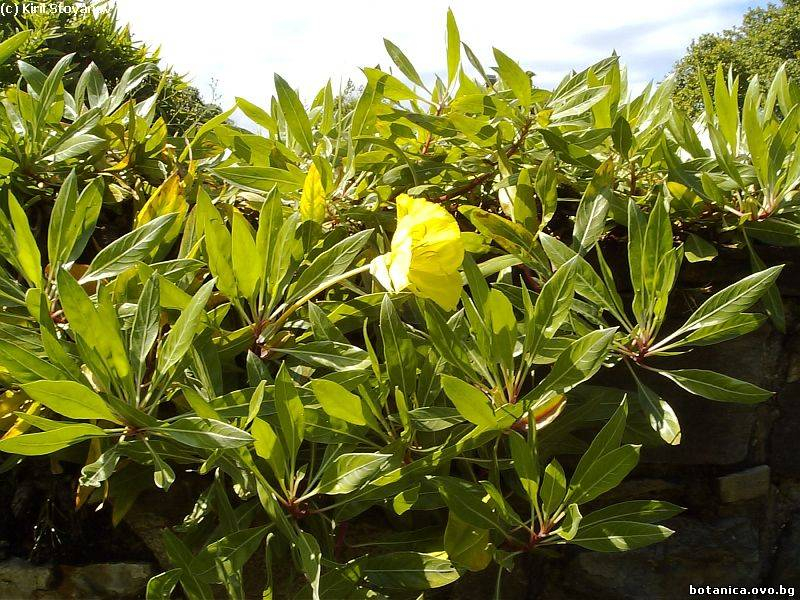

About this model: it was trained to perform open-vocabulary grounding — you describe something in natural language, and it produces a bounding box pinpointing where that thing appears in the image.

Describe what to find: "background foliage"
[0,0,221,134]
[673,0,800,116]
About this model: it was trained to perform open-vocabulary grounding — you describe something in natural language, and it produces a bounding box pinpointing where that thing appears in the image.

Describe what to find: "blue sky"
[113,0,766,110]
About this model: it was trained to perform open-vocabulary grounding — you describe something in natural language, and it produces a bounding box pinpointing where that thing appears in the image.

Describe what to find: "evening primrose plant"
[0,10,788,599]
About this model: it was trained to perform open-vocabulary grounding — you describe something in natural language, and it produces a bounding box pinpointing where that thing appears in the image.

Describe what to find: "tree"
[672,0,800,117]
[0,1,221,134]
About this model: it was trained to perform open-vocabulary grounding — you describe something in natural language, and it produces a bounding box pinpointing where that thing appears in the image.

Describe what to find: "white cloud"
[112,0,764,110]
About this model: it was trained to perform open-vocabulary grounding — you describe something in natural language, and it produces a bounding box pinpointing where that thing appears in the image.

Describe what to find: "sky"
[113,0,766,113]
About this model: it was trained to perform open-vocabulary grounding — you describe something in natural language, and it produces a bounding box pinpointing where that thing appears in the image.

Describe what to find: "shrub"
[0,10,790,598]
[0,1,221,134]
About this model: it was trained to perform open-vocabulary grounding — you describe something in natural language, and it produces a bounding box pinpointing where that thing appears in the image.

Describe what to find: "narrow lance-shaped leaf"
[493,47,531,108]
[81,214,177,283]
[446,9,461,85]
[383,39,425,88]
[157,279,215,374]
[274,74,314,154]
[274,363,304,466]
[130,275,160,387]
[22,380,120,423]
[658,369,772,404]
[677,265,783,333]
[8,193,42,288]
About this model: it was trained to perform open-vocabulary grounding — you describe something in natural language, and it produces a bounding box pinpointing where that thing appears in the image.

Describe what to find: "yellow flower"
[371,194,465,310]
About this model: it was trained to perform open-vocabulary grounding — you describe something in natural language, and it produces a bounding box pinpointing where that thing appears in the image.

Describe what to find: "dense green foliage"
[673,0,800,116]
[0,8,794,598]
[0,1,221,134]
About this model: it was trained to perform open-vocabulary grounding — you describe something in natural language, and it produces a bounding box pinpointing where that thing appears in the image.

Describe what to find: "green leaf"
[0,339,66,383]
[231,211,260,300]
[635,376,680,445]
[363,68,418,102]
[554,503,582,540]
[0,31,30,65]
[296,532,321,600]
[162,531,214,600]
[145,570,181,600]
[540,459,567,517]
[659,369,772,404]
[571,520,673,552]
[0,423,107,456]
[213,166,306,194]
[274,74,314,154]
[744,77,767,184]
[714,66,739,152]
[159,417,253,449]
[570,399,627,485]
[522,328,616,405]
[252,417,287,481]
[568,444,640,505]
[493,48,531,108]
[80,447,121,488]
[679,265,783,332]
[580,500,683,527]
[157,280,214,374]
[444,513,492,572]
[360,552,460,590]
[287,229,372,303]
[392,485,420,515]
[535,153,558,230]
[22,380,120,424]
[526,257,576,356]
[44,134,105,162]
[130,275,161,386]
[235,97,277,132]
[682,313,766,347]
[446,9,461,85]
[47,170,78,267]
[407,407,462,432]
[317,453,392,495]
[440,375,496,428]
[540,233,618,315]
[56,270,132,387]
[81,214,177,283]
[434,476,506,531]
[383,39,425,87]
[572,160,614,253]
[747,242,785,333]
[148,441,175,490]
[310,379,368,426]
[380,295,416,400]
[685,233,718,263]
[280,341,370,370]
[508,430,539,500]
[7,193,41,287]
[274,363,304,462]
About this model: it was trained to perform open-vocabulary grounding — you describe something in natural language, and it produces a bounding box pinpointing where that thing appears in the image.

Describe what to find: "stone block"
[717,465,771,503]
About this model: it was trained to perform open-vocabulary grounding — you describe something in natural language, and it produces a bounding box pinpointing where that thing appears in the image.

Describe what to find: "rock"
[446,554,530,599]
[0,558,55,598]
[57,562,154,599]
[770,513,800,587]
[717,466,771,503]
[772,383,800,477]
[636,326,781,466]
[123,509,172,570]
[544,516,759,600]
